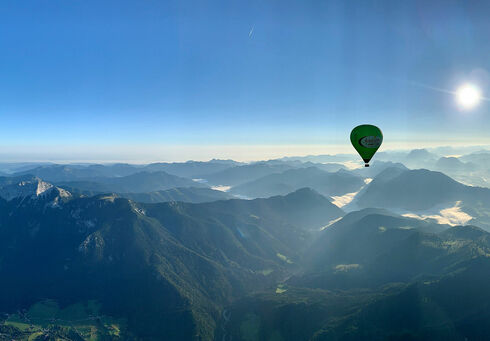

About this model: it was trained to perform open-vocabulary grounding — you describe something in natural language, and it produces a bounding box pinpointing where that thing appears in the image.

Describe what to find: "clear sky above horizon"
[1,0,489,161]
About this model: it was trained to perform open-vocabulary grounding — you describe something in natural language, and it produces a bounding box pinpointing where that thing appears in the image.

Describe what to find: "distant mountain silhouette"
[403,148,438,168]
[351,160,407,177]
[356,168,490,211]
[203,162,298,186]
[57,170,205,193]
[115,186,232,203]
[460,151,490,169]
[230,167,364,198]
[15,163,142,181]
[142,159,241,178]
[279,154,356,163]
[435,156,475,173]
[14,160,242,182]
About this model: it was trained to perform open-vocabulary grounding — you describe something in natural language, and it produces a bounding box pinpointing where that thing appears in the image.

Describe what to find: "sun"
[455,83,481,110]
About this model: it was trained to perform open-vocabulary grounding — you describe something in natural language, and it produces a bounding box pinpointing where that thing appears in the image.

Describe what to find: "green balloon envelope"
[350,124,383,167]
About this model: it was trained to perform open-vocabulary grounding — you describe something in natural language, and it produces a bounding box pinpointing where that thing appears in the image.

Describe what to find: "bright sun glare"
[455,83,482,110]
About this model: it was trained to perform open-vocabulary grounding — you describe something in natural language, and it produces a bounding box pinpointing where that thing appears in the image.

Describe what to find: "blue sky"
[1,0,489,161]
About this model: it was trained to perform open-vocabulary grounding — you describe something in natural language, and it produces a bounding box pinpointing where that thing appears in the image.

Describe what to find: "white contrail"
[249,25,254,38]
[408,80,490,101]
[407,81,454,95]
[372,72,490,101]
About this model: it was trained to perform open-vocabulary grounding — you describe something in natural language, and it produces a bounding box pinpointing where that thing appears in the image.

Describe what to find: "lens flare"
[455,83,481,110]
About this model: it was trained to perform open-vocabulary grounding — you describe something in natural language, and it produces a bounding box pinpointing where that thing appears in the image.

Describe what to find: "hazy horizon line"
[0,143,488,164]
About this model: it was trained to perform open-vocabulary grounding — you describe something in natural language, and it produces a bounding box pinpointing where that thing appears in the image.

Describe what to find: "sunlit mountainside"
[1,147,490,340]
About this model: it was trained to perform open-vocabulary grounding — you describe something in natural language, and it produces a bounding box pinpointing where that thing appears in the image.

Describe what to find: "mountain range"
[230,167,365,199]
[1,150,490,340]
[356,168,490,211]
[0,187,342,340]
[57,171,206,194]
[114,187,232,203]
[220,209,490,341]
[12,160,242,182]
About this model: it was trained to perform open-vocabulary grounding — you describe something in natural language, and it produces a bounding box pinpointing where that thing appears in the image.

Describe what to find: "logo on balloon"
[359,136,382,149]
[350,124,383,167]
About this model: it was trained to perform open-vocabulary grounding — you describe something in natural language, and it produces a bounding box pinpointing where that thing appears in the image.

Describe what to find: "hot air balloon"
[350,124,383,167]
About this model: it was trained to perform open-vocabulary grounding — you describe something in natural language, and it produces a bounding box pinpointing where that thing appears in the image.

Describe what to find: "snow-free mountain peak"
[0,175,71,201]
